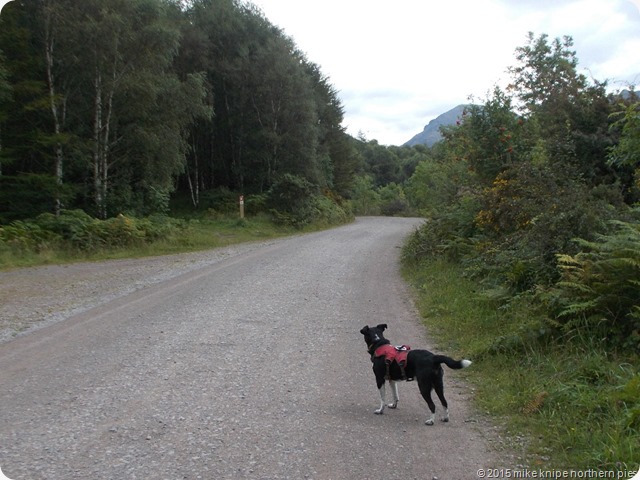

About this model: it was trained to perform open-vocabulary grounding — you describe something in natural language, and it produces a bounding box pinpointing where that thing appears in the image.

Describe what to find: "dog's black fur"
[360,323,472,425]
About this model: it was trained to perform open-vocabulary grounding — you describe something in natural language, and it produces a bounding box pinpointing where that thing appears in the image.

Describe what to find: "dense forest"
[0,0,437,226]
[0,0,366,223]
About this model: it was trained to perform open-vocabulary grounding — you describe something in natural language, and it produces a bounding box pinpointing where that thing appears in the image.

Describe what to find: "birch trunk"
[44,5,64,216]
[92,50,118,220]
[187,133,200,207]
[93,69,107,219]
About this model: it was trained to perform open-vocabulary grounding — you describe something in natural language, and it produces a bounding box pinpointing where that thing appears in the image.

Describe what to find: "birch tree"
[61,0,208,217]
[0,50,11,177]
[42,0,71,215]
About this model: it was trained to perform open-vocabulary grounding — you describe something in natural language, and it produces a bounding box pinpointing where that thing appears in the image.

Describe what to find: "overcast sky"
[252,0,640,146]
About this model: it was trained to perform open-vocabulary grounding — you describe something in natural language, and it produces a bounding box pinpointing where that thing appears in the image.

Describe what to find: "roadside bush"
[351,175,381,215]
[138,214,187,241]
[406,157,473,216]
[266,174,352,228]
[34,210,100,250]
[472,163,624,291]
[0,220,61,253]
[266,174,318,228]
[93,214,147,248]
[199,188,240,215]
[546,215,640,348]
[379,183,411,216]
[245,193,268,215]
[13,210,185,252]
[310,194,353,226]
[402,192,481,263]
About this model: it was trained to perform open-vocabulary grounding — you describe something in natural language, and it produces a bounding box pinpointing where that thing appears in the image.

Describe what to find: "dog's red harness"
[374,344,411,365]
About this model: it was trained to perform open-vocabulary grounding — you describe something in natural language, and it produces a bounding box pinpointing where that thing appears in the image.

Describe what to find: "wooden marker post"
[239,195,245,219]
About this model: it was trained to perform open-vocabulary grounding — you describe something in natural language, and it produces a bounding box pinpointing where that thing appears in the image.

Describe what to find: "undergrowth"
[402,258,639,472]
[0,210,312,269]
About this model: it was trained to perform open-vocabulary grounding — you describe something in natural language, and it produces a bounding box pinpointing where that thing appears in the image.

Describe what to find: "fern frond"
[522,391,548,415]
[558,300,598,317]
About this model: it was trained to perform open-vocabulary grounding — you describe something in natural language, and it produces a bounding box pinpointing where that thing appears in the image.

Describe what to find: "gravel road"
[0,217,499,479]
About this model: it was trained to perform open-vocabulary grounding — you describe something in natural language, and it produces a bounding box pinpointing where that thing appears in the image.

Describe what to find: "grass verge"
[0,214,317,270]
[402,258,639,473]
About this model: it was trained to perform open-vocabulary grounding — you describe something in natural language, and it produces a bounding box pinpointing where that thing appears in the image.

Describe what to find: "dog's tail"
[433,355,472,370]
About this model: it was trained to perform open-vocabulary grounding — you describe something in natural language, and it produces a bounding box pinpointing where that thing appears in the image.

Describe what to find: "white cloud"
[253,0,640,145]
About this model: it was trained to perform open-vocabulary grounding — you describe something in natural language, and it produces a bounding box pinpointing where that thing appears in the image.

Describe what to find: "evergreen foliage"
[0,0,356,221]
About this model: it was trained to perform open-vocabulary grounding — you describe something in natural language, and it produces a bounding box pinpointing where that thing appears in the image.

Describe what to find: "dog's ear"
[360,326,369,335]
[376,323,388,331]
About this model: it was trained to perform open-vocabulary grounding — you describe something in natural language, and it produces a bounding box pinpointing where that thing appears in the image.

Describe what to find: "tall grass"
[402,258,639,472]
[0,213,298,269]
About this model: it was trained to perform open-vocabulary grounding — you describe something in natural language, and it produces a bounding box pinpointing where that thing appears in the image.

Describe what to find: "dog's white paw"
[387,402,398,409]
[425,413,436,425]
[374,409,384,415]
[441,409,449,422]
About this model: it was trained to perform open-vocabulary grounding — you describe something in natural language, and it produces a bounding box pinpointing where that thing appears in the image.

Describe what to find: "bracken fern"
[553,218,640,347]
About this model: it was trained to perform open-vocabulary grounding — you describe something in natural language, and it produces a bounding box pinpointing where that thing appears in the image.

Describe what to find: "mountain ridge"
[403,104,468,147]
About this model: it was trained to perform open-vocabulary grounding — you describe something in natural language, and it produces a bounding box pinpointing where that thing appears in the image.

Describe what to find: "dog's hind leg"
[387,381,399,409]
[418,378,437,425]
[434,375,449,422]
[375,384,386,414]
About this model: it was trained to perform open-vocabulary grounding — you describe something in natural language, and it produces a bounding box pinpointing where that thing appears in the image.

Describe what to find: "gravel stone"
[0,217,501,479]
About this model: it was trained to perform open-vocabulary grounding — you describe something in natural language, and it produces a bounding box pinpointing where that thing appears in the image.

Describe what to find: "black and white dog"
[360,324,472,425]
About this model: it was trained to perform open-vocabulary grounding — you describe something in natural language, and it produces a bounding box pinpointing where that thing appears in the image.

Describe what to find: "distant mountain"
[404,90,638,148]
[619,89,638,101]
[403,104,468,147]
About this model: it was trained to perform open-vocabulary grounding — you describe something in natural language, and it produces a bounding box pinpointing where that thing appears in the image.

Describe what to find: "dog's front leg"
[425,411,436,425]
[375,384,386,414]
[440,408,449,422]
[387,381,399,409]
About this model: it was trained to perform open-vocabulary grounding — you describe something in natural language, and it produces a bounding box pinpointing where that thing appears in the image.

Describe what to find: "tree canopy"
[0,0,357,220]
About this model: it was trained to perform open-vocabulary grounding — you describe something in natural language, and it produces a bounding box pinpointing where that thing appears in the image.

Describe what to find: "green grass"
[402,258,640,472]
[0,214,303,270]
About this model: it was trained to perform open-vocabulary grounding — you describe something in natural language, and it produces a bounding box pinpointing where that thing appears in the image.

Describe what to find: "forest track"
[0,217,500,479]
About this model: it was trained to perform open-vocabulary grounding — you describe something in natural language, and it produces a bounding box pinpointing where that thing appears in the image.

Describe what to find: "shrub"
[29,210,182,251]
[379,183,411,216]
[351,175,381,216]
[94,214,146,247]
[265,175,353,228]
[198,188,240,215]
[548,216,640,348]
[473,163,624,291]
[34,210,99,250]
[0,221,60,253]
[402,192,481,263]
[310,194,353,226]
[266,174,318,228]
[406,156,474,216]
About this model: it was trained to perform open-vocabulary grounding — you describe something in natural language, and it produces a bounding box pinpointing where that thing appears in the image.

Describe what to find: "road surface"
[0,217,498,479]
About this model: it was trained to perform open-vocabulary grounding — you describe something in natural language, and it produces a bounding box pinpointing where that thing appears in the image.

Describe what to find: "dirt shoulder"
[0,241,278,343]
